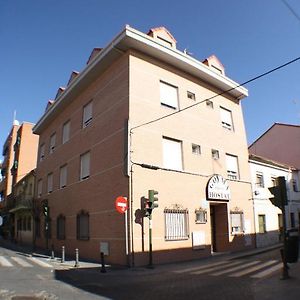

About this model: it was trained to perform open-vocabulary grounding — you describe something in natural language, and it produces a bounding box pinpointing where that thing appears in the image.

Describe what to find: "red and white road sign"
[115,196,128,214]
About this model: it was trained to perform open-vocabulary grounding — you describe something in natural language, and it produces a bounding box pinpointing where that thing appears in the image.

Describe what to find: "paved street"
[0,241,300,299]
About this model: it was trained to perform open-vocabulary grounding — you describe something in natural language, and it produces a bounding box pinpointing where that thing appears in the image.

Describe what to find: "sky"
[1,0,300,158]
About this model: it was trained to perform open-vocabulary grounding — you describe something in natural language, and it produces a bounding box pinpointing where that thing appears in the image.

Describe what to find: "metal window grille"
[230,211,244,234]
[164,208,189,241]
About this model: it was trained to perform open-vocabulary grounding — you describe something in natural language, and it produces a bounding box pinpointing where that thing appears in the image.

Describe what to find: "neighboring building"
[249,154,295,247]
[33,25,254,266]
[249,123,300,233]
[10,170,36,246]
[0,121,39,239]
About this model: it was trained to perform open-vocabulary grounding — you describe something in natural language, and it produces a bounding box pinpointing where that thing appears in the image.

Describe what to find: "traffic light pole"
[148,215,153,268]
[281,202,289,280]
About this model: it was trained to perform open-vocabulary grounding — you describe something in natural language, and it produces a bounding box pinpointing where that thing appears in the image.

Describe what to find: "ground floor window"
[77,211,89,240]
[230,211,244,234]
[57,215,66,240]
[258,214,266,233]
[164,208,189,241]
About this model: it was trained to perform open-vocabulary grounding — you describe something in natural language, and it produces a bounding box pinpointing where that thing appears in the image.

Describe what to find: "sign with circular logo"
[115,196,128,214]
[206,174,231,201]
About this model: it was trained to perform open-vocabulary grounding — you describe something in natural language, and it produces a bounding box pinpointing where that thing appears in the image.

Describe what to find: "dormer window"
[202,55,225,76]
[147,27,177,49]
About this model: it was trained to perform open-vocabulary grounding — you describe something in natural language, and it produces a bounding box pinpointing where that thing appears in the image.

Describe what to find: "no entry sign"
[115,196,128,214]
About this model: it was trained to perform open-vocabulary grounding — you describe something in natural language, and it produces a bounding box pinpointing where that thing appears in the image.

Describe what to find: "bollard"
[74,248,79,267]
[51,244,55,259]
[61,246,65,263]
[101,252,106,273]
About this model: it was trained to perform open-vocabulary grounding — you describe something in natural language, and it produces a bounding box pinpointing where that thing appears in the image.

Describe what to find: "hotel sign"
[207,175,231,201]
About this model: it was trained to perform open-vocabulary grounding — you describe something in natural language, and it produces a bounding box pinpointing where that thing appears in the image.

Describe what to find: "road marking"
[251,263,282,278]
[11,256,33,267]
[230,260,278,277]
[191,260,243,275]
[0,256,13,267]
[174,260,234,274]
[212,261,260,276]
[28,257,53,268]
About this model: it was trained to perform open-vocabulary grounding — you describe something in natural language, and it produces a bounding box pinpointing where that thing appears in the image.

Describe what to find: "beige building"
[33,26,254,266]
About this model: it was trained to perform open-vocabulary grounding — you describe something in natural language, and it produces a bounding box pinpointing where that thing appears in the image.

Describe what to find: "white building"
[249,154,300,248]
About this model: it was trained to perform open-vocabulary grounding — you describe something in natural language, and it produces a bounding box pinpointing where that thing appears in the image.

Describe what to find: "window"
[35,217,41,238]
[37,179,43,198]
[290,212,295,228]
[192,144,201,155]
[77,211,89,240]
[187,91,196,100]
[62,120,70,144]
[226,154,239,180]
[39,144,45,162]
[258,215,266,233]
[195,208,207,224]
[57,215,66,240]
[206,100,214,109]
[211,149,219,160]
[292,180,298,192]
[27,217,31,231]
[47,173,53,193]
[59,165,67,188]
[49,133,56,154]
[164,208,189,241]
[256,172,264,188]
[160,81,178,109]
[162,137,183,170]
[44,219,51,239]
[230,211,244,234]
[80,151,90,180]
[83,101,93,128]
[220,107,233,130]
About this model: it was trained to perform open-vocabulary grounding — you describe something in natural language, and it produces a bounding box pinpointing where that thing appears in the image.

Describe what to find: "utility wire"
[130,55,300,132]
[281,0,300,23]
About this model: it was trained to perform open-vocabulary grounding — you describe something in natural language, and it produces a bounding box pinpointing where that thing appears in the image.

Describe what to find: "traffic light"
[268,176,287,210]
[42,200,49,217]
[148,189,159,210]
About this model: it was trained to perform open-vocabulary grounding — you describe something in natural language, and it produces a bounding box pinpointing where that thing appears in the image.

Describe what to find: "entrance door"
[210,203,229,252]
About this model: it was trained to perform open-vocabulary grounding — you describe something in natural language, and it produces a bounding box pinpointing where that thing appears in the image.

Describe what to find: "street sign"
[115,196,128,214]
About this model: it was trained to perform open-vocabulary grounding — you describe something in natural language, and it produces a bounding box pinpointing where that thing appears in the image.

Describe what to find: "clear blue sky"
[1,0,300,158]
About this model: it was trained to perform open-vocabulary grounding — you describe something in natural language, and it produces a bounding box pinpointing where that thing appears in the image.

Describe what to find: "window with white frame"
[220,107,233,130]
[37,179,43,198]
[230,211,244,234]
[39,144,45,162]
[83,101,93,128]
[49,133,56,154]
[80,151,90,180]
[160,81,178,109]
[195,208,207,224]
[162,137,183,170]
[192,143,201,155]
[256,172,264,188]
[47,173,53,194]
[226,154,239,180]
[62,120,70,144]
[59,165,67,188]
[164,208,189,241]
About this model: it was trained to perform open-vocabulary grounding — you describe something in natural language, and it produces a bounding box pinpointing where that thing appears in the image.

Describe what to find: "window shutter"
[163,138,182,170]
[160,82,178,108]
[80,152,90,179]
[62,121,70,144]
[60,165,67,188]
[220,107,233,129]
[226,154,238,172]
[83,102,93,127]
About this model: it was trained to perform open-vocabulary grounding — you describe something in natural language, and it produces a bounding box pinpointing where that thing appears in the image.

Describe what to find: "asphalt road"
[0,245,298,300]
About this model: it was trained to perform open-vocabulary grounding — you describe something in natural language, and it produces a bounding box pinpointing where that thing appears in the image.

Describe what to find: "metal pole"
[281,202,289,280]
[149,216,153,268]
[101,252,106,273]
[74,248,79,267]
[125,208,128,257]
[51,244,54,259]
[61,246,65,263]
